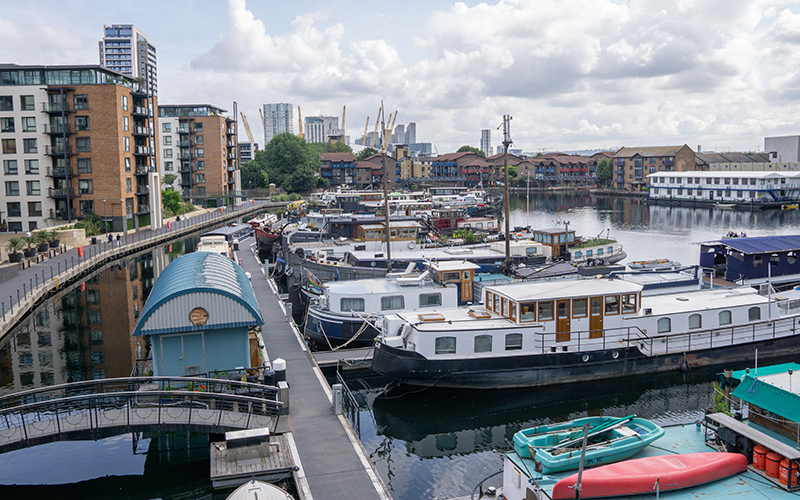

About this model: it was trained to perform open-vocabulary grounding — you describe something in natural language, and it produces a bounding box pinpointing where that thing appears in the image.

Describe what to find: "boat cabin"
[731,363,800,442]
[427,260,480,303]
[700,234,800,285]
[531,227,577,257]
[356,221,421,242]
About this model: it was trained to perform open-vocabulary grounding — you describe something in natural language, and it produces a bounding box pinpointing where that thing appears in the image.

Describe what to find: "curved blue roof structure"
[132,252,263,337]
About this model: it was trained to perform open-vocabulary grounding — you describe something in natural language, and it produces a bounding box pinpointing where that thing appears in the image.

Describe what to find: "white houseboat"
[304,261,480,349]
[371,278,800,389]
[647,171,800,208]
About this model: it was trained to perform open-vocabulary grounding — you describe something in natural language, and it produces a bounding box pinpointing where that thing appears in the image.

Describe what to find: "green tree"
[261,133,317,188]
[596,158,613,186]
[284,166,317,193]
[162,173,177,186]
[308,141,353,157]
[356,147,378,161]
[162,190,183,215]
[507,165,518,178]
[457,145,486,158]
[240,159,269,189]
[316,177,331,189]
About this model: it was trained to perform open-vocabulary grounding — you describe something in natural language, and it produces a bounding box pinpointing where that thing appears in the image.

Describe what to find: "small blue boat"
[512,415,664,473]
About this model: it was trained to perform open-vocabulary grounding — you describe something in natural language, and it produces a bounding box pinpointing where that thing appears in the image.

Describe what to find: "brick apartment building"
[612,145,696,190]
[0,64,161,233]
[157,104,240,206]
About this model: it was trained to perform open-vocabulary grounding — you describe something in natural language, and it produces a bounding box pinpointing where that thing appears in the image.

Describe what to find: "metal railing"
[336,371,361,438]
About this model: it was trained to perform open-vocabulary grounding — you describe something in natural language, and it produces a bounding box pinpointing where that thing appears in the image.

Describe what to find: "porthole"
[612,350,619,359]
[582,354,590,362]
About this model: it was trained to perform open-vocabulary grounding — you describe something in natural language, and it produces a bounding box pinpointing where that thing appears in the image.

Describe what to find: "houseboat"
[304,261,480,349]
[196,234,233,259]
[647,171,800,209]
[371,277,800,389]
[700,234,800,288]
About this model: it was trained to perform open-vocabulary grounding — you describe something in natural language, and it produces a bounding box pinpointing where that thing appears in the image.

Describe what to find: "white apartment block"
[99,24,158,95]
[158,116,181,191]
[648,171,800,204]
[263,103,293,145]
[481,129,491,157]
[305,115,340,143]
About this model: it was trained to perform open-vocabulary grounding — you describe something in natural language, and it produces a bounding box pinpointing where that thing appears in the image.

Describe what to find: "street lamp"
[102,199,107,233]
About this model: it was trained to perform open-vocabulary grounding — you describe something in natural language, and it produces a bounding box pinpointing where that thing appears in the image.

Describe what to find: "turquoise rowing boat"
[512,415,664,474]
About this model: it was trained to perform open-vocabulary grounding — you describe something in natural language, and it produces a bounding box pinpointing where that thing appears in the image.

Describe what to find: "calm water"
[2,196,800,499]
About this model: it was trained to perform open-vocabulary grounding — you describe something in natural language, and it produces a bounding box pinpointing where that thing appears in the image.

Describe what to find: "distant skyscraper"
[481,129,491,156]
[305,115,340,143]
[263,103,293,144]
[405,123,416,144]
[393,124,405,144]
[99,24,158,94]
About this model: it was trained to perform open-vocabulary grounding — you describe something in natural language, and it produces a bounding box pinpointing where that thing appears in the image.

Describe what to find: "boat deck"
[509,422,800,499]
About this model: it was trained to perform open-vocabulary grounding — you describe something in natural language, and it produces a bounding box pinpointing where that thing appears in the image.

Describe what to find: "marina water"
[2,194,800,498]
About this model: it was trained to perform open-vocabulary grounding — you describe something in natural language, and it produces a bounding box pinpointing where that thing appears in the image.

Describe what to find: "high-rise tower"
[263,103,293,144]
[99,24,158,95]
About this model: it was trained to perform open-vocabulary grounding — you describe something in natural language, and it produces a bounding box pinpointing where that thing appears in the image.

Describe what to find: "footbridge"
[0,376,283,454]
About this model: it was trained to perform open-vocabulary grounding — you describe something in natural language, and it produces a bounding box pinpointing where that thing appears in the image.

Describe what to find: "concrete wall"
[765,135,800,163]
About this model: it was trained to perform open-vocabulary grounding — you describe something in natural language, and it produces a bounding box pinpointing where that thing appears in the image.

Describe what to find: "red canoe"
[551,452,747,499]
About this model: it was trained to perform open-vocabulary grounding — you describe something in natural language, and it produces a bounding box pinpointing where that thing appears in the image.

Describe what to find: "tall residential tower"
[263,103,293,145]
[99,24,158,95]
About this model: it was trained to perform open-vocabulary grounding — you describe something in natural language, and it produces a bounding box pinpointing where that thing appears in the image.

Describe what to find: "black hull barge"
[371,278,800,389]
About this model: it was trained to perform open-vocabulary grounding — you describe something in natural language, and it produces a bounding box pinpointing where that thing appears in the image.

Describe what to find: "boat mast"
[381,101,392,271]
[501,115,513,274]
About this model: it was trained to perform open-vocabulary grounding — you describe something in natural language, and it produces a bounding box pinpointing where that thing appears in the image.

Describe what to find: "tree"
[282,165,317,193]
[308,141,353,157]
[240,159,269,189]
[162,173,177,186]
[316,177,331,189]
[596,158,613,187]
[507,165,518,178]
[261,133,317,188]
[457,145,486,158]
[162,190,183,215]
[356,147,378,161]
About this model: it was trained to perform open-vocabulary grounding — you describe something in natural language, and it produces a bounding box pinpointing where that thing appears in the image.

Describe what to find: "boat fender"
[681,353,690,373]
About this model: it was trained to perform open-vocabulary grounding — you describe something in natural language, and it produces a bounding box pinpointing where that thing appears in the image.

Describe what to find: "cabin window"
[381,296,405,310]
[505,333,523,351]
[689,314,702,329]
[538,301,554,321]
[574,251,582,258]
[366,230,373,239]
[748,307,761,321]
[573,298,588,318]
[658,317,671,333]
[474,335,492,353]
[520,302,536,322]
[494,294,501,312]
[604,295,620,315]
[501,298,509,317]
[443,271,461,282]
[463,271,471,280]
[586,250,593,257]
[435,337,456,354]
[753,255,762,268]
[419,293,442,308]
[340,298,365,312]
[622,294,637,314]
[597,248,604,256]
[486,291,493,310]
[607,246,613,254]
[788,252,797,265]
[719,310,732,325]
[510,302,517,321]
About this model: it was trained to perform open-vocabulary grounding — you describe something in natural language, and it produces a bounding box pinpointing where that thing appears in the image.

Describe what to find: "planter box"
[49,240,60,248]
[8,252,22,263]
[23,248,36,258]
[38,243,49,253]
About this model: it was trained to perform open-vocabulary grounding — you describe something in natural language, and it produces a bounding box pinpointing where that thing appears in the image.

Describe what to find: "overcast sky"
[3,0,800,154]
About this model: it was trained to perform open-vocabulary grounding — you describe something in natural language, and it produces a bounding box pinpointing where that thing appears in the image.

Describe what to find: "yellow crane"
[239,112,255,144]
[297,106,304,139]
[381,110,398,153]
[370,105,382,149]
[259,108,265,132]
[362,116,369,146]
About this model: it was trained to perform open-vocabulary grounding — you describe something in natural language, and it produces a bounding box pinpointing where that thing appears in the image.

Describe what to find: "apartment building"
[158,104,240,206]
[99,24,158,95]
[263,103,293,145]
[480,129,491,157]
[612,145,696,190]
[0,64,160,233]
[305,115,340,143]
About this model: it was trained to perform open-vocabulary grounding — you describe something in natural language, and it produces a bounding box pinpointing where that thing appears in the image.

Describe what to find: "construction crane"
[381,110,398,153]
[370,105,382,149]
[341,105,346,142]
[362,116,369,146]
[239,112,255,144]
[297,106,304,139]
[259,108,265,131]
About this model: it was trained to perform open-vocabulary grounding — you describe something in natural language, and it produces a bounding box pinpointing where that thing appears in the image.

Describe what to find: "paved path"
[238,242,390,500]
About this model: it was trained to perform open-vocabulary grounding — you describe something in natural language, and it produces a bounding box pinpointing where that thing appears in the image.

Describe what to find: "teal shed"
[132,252,264,376]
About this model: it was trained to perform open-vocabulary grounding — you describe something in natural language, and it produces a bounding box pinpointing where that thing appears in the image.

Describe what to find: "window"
[2,138,16,154]
[486,291,492,310]
[195,173,205,183]
[494,294,500,312]
[510,301,516,320]
[435,337,456,354]
[0,96,12,111]
[340,298,364,312]
[748,307,761,321]
[520,302,536,321]
[1,117,13,132]
[28,201,42,216]
[163,136,172,146]
[5,181,19,195]
[121,95,128,111]
[657,317,671,333]
[20,95,34,111]
[164,149,173,158]
[719,310,732,325]
[78,179,93,194]
[689,314,702,329]
[124,157,131,172]
[76,137,91,152]
[74,116,89,131]
[505,333,523,351]
[3,160,17,174]
[122,177,130,193]
[604,295,620,314]
[502,298,509,317]
[25,180,40,195]
[381,296,404,310]
[573,298,588,318]
[162,122,171,132]
[196,186,205,195]
[77,158,91,173]
[538,301,554,321]
[474,335,492,353]
[123,116,129,131]
[74,94,88,110]
[193,122,203,132]
[195,160,204,170]
[87,310,102,324]
[194,148,204,157]
[164,161,173,171]
[22,138,37,153]
[79,199,94,215]
[195,135,204,145]
[419,293,442,307]
[22,117,36,132]
[123,137,129,152]
[7,201,20,216]
[622,294,636,313]
[24,160,37,174]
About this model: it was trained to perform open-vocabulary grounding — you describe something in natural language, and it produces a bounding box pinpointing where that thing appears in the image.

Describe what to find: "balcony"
[43,124,74,135]
[44,145,74,157]
[177,127,190,135]
[133,146,150,156]
[180,177,192,187]
[46,166,73,177]
[228,165,237,171]
[48,187,77,199]
[132,126,150,136]
[179,164,191,173]
[131,106,149,117]
[78,187,93,195]
[135,166,154,176]
[136,185,150,195]
[227,153,236,159]
[136,205,151,215]
[226,129,235,135]
[55,208,78,220]
[227,141,236,147]
[41,102,73,114]
[178,140,191,147]
[177,152,191,160]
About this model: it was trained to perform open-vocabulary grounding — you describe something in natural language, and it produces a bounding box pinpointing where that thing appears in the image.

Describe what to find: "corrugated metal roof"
[614,145,688,158]
[715,235,800,254]
[132,252,262,336]
[732,374,800,422]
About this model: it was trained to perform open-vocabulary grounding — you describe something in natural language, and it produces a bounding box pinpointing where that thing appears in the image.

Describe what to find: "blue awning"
[715,235,800,255]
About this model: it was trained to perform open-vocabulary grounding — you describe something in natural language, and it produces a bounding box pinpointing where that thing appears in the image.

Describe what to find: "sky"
[2,0,800,155]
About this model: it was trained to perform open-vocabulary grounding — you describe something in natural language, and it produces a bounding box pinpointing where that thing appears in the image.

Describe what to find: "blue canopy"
[716,235,800,255]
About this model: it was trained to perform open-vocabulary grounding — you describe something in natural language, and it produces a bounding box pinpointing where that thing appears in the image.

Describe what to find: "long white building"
[648,171,800,206]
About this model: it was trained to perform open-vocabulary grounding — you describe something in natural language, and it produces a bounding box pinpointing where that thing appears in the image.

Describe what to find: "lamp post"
[102,199,107,233]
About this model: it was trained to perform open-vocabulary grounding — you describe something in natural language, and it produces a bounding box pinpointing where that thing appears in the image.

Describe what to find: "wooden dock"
[312,347,373,369]
[210,432,296,489]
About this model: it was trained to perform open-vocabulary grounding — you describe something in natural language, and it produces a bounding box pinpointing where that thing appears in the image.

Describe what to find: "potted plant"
[5,238,23,263]
[23,235,37,258]
[35,231,50,253]
[47,229,60,248]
